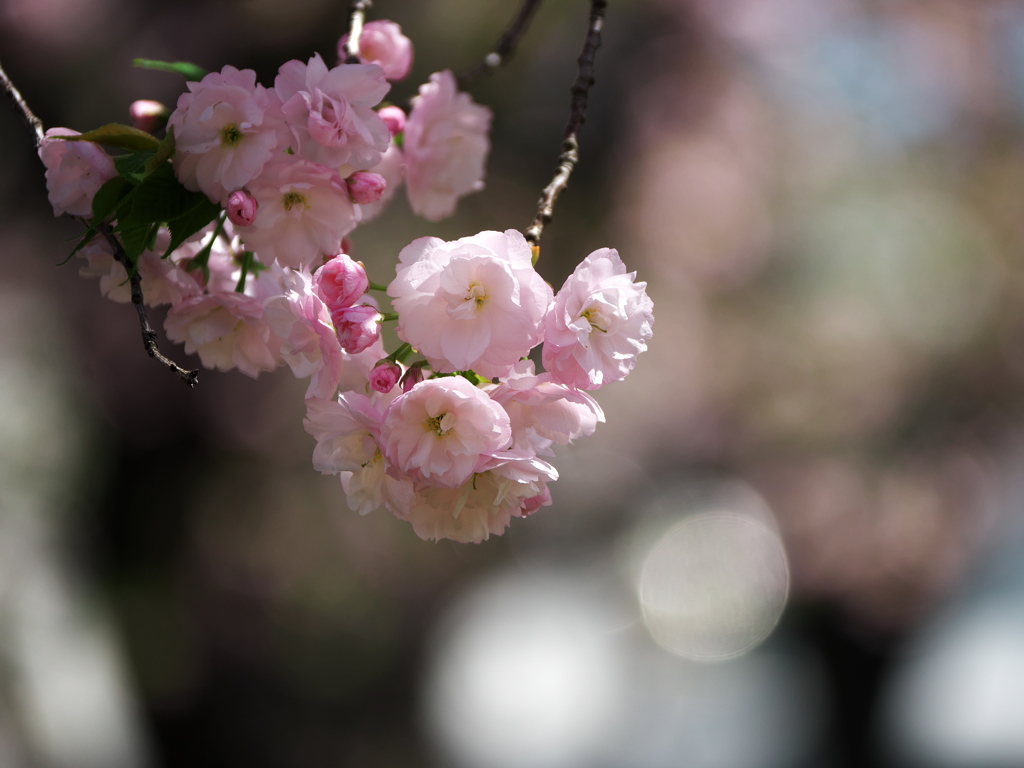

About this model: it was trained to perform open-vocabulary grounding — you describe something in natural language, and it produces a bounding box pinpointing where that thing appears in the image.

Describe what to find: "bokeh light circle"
[639,512,790,661]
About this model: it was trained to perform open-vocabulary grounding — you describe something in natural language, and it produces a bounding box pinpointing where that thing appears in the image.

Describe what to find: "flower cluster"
[37,21,654,543]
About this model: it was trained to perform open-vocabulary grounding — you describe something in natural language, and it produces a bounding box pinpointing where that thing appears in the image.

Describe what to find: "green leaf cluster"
[65,125,221,266]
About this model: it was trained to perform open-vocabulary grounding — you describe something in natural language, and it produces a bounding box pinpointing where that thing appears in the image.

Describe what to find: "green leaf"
[113,151,155,180]
[144,127,176,175]
[163,198,222,258]
[133,58,208,81]
[62,123,161,151]
[116,218,158,263]
[129,163,204,224]
[91,176,133,223]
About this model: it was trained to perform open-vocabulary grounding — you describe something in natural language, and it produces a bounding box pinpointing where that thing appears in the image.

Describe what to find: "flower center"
[219,123,243,147]
[465,282,488,309]
[283,191,308,211]
[425,414,449,436]
[581,306,607,333]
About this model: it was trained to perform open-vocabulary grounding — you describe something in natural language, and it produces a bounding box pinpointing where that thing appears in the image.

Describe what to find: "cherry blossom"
[168,66,279,203]
[237,158,358,268]
[164,290,282,378]
[263,267,344,400]
[387,229,552,378]
[379,376,512,488]
[304,393,413,516]
[337,20,414,81]
[542,247,655,390]
[38,128,116,217]
[313,252,368,311]
[404,70,491,221]
[274,53,391,170]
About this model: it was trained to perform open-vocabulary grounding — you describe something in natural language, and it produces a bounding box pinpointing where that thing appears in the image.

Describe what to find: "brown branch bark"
[524,0,606,251]
[98,226,200,388]
[0,58,45,147]
[457,0,545,90]
[344,0,375,64]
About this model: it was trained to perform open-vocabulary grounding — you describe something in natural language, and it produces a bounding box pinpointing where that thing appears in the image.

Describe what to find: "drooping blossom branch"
[344,0,375,64]
[524,0,606,250]
[457,0,545,91]
[0,58,45,147]
[98,225,200,387]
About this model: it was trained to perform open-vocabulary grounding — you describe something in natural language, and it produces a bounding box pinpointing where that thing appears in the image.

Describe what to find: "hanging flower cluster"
[35,18,654,543]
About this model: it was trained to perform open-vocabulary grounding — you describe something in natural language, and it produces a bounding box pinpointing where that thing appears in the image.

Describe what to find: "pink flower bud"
[314,253,369,311]
[226,189,258,226]
[519,487,552,517]
[347,172,387,205]
[400,365,425,393]
[337,20,414,81]
[377,106,406,137]
[369,360,401,393]
[129,100,168,133]
[333,304,381,353]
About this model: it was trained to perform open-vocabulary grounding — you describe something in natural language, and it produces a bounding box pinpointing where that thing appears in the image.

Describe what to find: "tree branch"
[457,0,545,90]
[99,225,200,388]
[344,0,374,64]
[0,57,45,147]
[524,0,606,251]
[3,57,200,386]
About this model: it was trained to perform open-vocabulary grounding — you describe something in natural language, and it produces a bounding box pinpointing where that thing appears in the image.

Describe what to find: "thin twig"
[0,57,45,147]
[344,0,374,64]
[99,225,200,387]
[524,0,606,251]
[3,58,200,386]
[457,0,545,90]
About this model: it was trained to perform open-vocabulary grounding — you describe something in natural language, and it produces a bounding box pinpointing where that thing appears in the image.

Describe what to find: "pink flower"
[38,128,116,217]
[346,171,386,204]
[542,248,654,390]
[168,66,279,203]
[238,159,358,268]
[355,142,404,222]
[338,20,414,81]
[369,361,401,393]
[263,268,344,400]
[404,70,491,221]
[380,376,511,488]
[78,230,204,306]
[336,334,390,397]
[333,304,381,354]
[304,393,414,516]
[489,360,605,453]
[226,189,258,226]
[400,455,556,542]
[274,54,391,170]
[400,365,426,393]
[387,230,553,378]
[377,106,406,137]
[313,253,368,311]
[164,291,281,377]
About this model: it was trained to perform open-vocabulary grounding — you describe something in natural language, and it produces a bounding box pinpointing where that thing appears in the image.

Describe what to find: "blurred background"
[3,0,1024,765]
